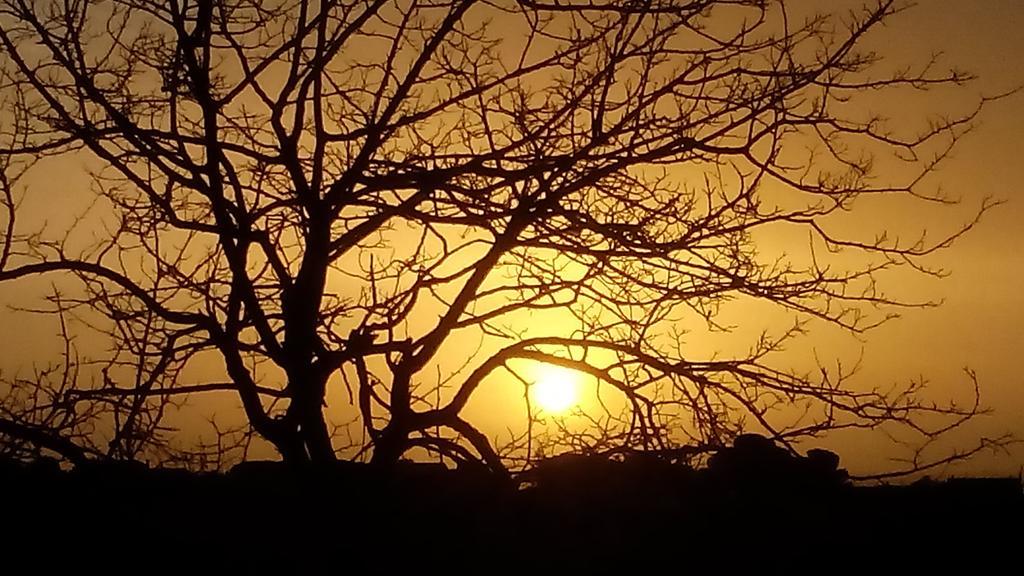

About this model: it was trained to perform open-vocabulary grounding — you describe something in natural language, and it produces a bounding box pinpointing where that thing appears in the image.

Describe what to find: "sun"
[531,363,582,414]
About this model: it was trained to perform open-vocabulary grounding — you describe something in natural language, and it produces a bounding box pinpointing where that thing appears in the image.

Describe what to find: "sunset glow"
[0,0,1020,485]
[531,364,582,414]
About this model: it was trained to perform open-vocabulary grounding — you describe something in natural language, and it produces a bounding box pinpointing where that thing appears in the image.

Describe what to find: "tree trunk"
[370,423,408,466]
[300,403,336,463]
[270,377,336,465]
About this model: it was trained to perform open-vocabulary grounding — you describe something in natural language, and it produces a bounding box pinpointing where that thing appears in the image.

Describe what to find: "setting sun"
[531,364,582,414]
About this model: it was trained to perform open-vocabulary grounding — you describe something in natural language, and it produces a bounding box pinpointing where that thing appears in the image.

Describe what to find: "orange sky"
[803,0,1024,476]
[0,0,1022,477]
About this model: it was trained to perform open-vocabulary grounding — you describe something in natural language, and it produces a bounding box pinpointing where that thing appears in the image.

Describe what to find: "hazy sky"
[1,0,1022,476]
[816,0,1024,475]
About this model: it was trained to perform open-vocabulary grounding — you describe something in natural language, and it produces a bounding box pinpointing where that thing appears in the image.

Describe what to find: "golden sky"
[0,0,1022,477]
[803,0,1024,476]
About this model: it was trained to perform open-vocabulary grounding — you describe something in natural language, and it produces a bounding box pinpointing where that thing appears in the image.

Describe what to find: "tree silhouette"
[0,0,1007,472]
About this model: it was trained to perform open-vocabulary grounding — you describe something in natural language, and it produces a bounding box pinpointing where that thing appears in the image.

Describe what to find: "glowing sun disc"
[531,364,581,413]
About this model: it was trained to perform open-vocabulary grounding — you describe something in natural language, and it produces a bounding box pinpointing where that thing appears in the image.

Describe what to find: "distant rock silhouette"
[705,433,849,494]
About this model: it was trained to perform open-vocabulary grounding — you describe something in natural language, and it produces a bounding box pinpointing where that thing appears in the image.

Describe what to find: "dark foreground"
[3,436,1021,573]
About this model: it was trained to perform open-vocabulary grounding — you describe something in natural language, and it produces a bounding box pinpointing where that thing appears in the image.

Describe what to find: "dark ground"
[2,435,1021,573]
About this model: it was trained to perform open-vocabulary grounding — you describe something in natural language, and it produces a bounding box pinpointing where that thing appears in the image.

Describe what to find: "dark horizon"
[3,433,1021,571]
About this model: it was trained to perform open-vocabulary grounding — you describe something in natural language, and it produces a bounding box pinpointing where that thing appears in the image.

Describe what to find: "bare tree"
[0,0,1009,473]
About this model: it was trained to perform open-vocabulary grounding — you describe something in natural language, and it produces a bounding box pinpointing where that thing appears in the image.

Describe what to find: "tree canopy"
[0,0,1006,474]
